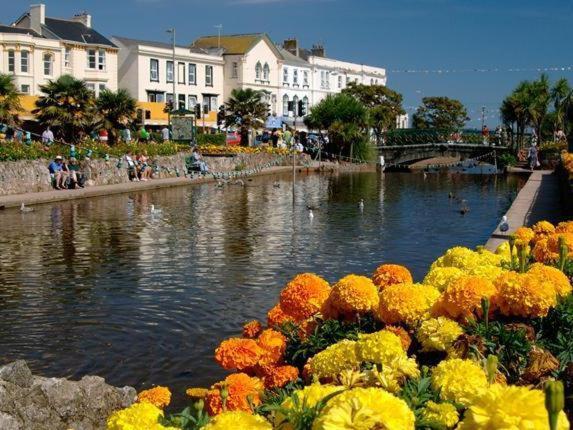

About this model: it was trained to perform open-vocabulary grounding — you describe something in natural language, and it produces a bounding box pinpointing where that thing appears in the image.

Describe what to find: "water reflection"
[0,171,523,398]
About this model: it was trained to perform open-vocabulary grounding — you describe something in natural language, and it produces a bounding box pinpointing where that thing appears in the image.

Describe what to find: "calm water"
[0,171,523,398]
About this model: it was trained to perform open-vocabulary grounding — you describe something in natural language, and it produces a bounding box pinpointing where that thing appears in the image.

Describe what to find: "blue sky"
[3,0,572,127]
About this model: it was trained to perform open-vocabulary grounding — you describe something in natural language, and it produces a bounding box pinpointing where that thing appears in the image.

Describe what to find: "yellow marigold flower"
[431,247,481,271]
[431,358,488,406]
[203,411,272,430]
[205,373,263,416]
[379,283,440,326]
[136,386,171,409]
[417,317,463,352]
[528,262,572,298]
[474,248,504,266]
[556,220,573,234]
[514,226,535,246]
[421,401,459,429]
[313,387,416,430]
[279,273,330,320]
[275,383,341,429]
[266,304,296,328]
[328,275,379,316]
[186,387,209,399]
[256,329,287,366]
[258,364,299,389]
[214,338,263,371]
[423,266,464,292]
[532,220,555,239]
[467,264,504,279]
[494,272,557,318]
[385,325,412,350]
[457,384,570,430]
[372,264,413,289]
[106,402,177,430]
[243,320,263,338]
[433,276,497,322]
[308,339,359,380]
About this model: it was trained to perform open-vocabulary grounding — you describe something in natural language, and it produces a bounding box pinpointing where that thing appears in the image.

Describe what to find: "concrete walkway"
[485,170,565,251]
[0,165,297,209]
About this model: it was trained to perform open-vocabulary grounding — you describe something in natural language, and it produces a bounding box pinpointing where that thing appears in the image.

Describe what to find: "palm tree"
[526,74,551,141]
[224,88,269,146]
[550,78,571,134]
[96,89,138,144]
[0,73,23,127]
[33,74,96,143]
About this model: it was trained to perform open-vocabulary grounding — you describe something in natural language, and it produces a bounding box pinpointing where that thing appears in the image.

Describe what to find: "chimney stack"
[29,4,45,34]
[283,38,299,57]
[72,11,92,28]
[311,44,325,58]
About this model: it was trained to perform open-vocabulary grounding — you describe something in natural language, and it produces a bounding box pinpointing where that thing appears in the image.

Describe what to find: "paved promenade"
[485,170,565,251]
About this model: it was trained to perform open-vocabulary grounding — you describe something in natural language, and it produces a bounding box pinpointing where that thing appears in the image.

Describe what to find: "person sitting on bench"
[191,148,209,173]
[67,157,85,188]
[124,151,139,181]
[48,155,68,190]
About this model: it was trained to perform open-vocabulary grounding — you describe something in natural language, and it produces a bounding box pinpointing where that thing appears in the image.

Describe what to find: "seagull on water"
[308,209,314,220]
[358,199,364,211]
[150,204,162,215]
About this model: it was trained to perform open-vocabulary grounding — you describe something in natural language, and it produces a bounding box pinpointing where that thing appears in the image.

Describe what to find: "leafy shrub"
[497,153,517,168]
[197,133,226,146]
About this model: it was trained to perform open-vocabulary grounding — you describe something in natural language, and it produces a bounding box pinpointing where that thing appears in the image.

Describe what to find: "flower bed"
[196,145,289,156]
[107,221,573,430]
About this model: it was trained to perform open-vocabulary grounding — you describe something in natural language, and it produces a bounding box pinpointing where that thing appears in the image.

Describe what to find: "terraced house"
[0,4,117,120]
[112,36,224,128]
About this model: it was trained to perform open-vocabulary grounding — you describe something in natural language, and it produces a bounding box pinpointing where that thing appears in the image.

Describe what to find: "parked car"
[226,131,241,146]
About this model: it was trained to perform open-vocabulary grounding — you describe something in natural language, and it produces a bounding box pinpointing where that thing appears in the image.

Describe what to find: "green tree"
[305,93,370,160]
[342,82,405,144]
[224,88,269,146]
[550,78,571,134]
[96,89,138,144]
[412,96,469,131]
[0,73,23,127]
[501,84,530,149]
[526,74,551,141]
[33,74,96,143]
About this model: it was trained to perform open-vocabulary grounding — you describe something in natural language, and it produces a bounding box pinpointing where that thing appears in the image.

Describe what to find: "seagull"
[499,215,509,232]
[448,192,455,199]
[308,209,314,220]
[459,200,470,215]
[20,203,34,213]
[358,199,364,211]
[150,204,162,215]
[423,172,428,180]
[233,179,245,187]
[273,181,280,188]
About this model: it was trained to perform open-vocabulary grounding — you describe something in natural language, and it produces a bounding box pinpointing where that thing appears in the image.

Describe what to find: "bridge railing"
[380,129,507,146]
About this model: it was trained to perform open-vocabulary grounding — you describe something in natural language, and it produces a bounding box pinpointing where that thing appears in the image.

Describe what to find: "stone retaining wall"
[0,152,294,196]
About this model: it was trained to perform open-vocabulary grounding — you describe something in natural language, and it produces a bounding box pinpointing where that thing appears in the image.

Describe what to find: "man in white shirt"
[161,126,170,142]
[42,127,54,145]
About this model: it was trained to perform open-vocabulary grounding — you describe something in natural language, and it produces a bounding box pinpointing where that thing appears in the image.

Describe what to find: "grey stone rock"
[0,361,33,388]
[0,361,136,430]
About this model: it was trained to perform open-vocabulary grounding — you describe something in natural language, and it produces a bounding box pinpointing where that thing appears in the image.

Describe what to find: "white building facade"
[113,37,224,126]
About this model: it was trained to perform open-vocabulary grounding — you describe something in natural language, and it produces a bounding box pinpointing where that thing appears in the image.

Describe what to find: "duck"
[20,203,34,213]
[233,179,245,187]
[448,192,455,199]
[273,181,280,188]
[150,204,162,215]
[459,200,470,215]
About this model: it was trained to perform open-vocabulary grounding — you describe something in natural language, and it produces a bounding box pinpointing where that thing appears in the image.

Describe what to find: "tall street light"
[167,28,176,114]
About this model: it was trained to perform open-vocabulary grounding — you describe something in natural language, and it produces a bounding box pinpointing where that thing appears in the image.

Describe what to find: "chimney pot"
[72,11,92,28]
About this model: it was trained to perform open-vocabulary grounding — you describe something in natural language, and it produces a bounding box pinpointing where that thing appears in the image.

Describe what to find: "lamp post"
[167,28,176,119]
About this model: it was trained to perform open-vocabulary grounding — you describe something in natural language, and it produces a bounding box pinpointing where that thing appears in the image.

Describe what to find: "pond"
[0,171,524,402]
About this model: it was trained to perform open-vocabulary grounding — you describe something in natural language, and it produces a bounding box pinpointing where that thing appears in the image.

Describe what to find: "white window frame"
[166,61,174,83]
[188,95,198,108]
[43,53,53,76]
[255,62,262,80]
[8,50,15,73]
[86,83,96,92]
[21,50,29,73]
[98,49,106,71]
[87,49,97,69]
[188,63,196,85]
[293,95,299,116]
[283,67,289,84]
[64,47,71,68]
[263,63,270,81]
[178,62,186,84]
[303,70,309,86]
[302,96,309,115]
[338,75,343,89]
[20,84,30,94]
[293,69,299,86]
[282,94,289,115]
[150,59,159,82]
[231,62,238,78]
[205,65,213,87]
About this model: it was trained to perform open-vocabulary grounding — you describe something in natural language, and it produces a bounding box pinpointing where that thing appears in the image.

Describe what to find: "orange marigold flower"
[214,338,264,371]
[186,388,209,399]
[257,329,287,366]
[528,263,572,298]
[535,233,573,263]
[258,365,299,389]
[372,264,414,290]
[514,227,535,247]
[494,272,557,318]
[379,283,440,326]
[532,221,555,240]
[279,273,330,320]
[385,325,412,350]
[433,276,497,322]
[556,221,573,234]
[532,237,551,263]
[267,304,296,328]
[328,274,379,316]
[205,373,263,416]
[243,320,263,338]
[136,386,171,409]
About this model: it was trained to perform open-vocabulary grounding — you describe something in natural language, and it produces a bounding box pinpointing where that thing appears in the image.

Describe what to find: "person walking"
[528,143,539,171]
[42,127,54,145]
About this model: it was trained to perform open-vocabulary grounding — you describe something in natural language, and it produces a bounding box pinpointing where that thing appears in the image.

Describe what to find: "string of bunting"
[383,149,497,170]
[389,65,573,74]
